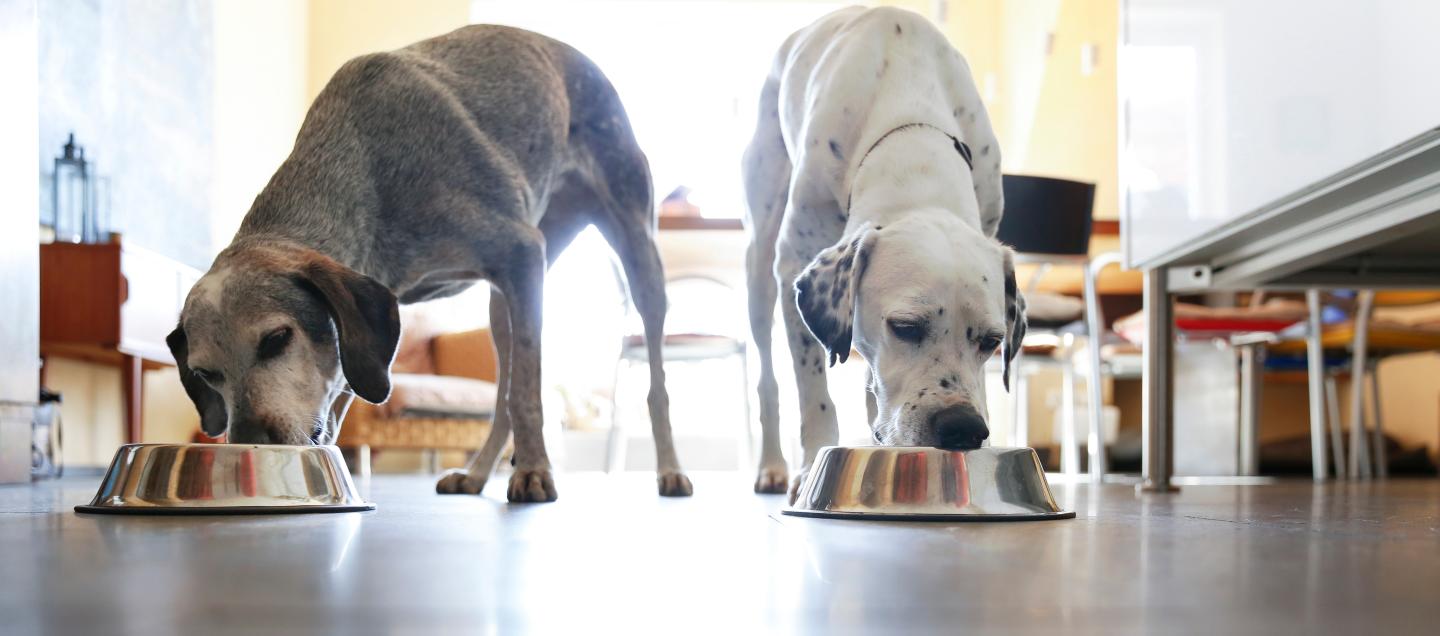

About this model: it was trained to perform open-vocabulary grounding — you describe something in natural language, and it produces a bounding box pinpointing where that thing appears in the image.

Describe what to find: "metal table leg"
[1369,361,1388,478]
[1237,342,1263,476]
[1349,290,1374,479]
[1140,269,1177,493]
[1304,290,1330,481]
[1325,374,1346,480]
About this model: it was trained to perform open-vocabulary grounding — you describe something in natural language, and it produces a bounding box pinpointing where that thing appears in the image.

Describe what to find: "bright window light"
[472,0,844,218]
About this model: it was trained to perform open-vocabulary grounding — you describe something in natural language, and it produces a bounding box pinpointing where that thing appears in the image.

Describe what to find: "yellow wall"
[1017,0,1118,220]
[307,0,470,101]
[895,0,1120,220]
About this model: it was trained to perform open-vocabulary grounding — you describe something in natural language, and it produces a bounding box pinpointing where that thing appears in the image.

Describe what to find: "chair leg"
[1303,290,1329,481]
[1083,254,1115,483]
[739,347,754,472]
[1014,360,1030,449]
[1349,290,1374,479]
[1010,348,1028,448]
[1325,374,1346,480]
[1060,333,1081,477]
[606,359,628,474]
[1369,361,1388,478]
[357,444,371,480]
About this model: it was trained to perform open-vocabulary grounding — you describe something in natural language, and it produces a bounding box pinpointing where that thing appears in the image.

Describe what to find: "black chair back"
[995,175,1096,255]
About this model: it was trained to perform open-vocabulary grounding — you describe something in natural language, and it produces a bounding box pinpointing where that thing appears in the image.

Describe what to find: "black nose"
[228,422,275,444]
[931,405,989,449]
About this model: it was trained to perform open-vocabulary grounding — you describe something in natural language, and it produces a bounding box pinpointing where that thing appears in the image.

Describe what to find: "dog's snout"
[228,419,282,445]
[930,405,988,449]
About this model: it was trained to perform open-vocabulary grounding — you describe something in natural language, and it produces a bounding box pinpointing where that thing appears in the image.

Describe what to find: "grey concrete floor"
[2,472,1439,635]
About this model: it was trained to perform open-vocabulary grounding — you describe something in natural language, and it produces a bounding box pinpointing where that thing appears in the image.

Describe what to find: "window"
[472,0,844,218]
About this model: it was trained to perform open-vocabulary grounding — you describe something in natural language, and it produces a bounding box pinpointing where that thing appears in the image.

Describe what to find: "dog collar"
[847,122,973,213]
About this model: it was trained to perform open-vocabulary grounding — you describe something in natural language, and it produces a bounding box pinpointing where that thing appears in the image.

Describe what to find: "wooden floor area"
[2,472,1439,634]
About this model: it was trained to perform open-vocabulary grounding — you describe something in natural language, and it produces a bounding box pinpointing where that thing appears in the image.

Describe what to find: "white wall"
[49,0,312,467]
[212,0,310,253]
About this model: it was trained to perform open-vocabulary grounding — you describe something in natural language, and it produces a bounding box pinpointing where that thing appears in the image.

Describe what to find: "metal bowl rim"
[780,508,1075,522]
[74,503,376,515]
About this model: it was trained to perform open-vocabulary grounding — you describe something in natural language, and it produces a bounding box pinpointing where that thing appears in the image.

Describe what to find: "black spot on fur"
[895,23,902,35]
[835,212,846,223]
[981,145,991,156]
[819,403,827,411]
[966,327,972,339]
[940,378,952,389]
[829,140,844,160]
[954,139,973,169]
[937,307,944,315]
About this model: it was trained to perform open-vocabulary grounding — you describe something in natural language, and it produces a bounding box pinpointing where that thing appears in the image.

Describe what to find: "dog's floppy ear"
[794,226,880,366]
[1001,249,1027,392]
[294,256,401,404]
[166,325,229,436]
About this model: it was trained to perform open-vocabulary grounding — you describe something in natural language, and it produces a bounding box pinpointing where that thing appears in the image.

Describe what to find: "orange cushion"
[433,328,498,382]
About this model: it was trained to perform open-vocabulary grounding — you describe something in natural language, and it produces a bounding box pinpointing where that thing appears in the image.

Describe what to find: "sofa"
[337,316,500,477]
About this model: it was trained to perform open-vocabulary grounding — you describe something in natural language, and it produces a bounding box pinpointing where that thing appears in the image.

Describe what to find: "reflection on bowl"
[76,444,373,515]
[784,446,1073,521]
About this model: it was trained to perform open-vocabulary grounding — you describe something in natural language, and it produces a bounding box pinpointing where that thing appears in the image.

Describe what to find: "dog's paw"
[754,465,789,494]
[788,469,810,505]
[507,467,558,503]
[434,469,485,495]
[657,471,694,497]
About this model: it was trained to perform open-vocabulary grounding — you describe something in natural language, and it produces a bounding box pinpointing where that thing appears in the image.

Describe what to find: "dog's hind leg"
[743,73,792,494]
[746,232,786,494]
[587,182,693,497]
[607,224,692,496]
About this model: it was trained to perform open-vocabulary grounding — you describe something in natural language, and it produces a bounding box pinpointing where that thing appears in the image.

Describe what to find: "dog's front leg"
[497,238,557,503]
[778,257,840,502]
[437,290,514,495]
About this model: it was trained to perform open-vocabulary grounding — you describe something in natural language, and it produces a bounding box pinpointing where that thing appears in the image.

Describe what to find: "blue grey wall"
[38,0,214,270]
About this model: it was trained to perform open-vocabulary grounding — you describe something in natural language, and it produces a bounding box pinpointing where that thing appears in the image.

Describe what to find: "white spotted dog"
[742,6,1025,499]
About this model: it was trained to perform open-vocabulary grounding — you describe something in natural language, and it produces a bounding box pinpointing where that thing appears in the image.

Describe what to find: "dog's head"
[795,217,1025,449]
[166,244,400,445]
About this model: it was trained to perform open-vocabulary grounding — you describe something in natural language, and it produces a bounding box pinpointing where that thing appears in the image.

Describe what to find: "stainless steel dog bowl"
[76,444,374,515]
[784,446,1073,521]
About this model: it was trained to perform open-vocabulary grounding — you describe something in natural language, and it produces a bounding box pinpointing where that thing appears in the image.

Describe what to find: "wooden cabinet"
[40,240,200,443]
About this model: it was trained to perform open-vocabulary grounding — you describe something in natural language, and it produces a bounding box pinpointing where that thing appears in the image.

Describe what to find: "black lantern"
[48,133,108,244]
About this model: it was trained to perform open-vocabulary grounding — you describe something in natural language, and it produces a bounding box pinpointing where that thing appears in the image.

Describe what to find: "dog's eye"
[257,327,294,361]
[192,368,223,386]
[888,319,927,344]
[979,334,1003,354]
